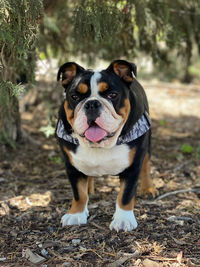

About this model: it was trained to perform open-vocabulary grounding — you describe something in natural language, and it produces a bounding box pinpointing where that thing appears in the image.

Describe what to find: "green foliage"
[196,146,200,158]
[40,123,55,138]
[180,144,200,158]
[11,83,25,97]
[38,0,200,80]
[50,156,62,164]
[180,144,194,154]
[0,81,19,146]
[0,0,43,145]
[38,0,69,59]
[43,15,60,34]
[73,0,122,44]
[0,0,43,82]
[189,60,200,79]
[0,81,20,116]
[159,119,167,127]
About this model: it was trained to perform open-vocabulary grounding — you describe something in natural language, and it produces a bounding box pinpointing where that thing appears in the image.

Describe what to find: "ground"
[0,79,200,266]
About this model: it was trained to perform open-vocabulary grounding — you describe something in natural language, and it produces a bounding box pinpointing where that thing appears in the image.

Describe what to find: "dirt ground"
[0,79,200,266]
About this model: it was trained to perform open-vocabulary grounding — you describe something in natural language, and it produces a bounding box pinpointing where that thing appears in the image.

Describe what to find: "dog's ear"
[57,62,85,87]
[107,59,137,83]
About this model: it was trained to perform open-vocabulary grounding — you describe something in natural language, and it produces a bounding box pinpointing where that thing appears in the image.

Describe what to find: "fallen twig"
[103,251,117,257]
[86,249,103,259]
[141,188,200,204]
[155,188,200,201]
[140,255,185,262]
[90,221,108,231]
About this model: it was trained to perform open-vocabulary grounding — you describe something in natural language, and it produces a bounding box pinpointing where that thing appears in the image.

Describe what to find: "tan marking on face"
[63,146,73,165]
[77,83,88,94]
[64,100,74,127]
[68,179,89,214]
[117,180,135,210]
[62,64,77,86]
[88,176,94,194]
[98,82,109,92]
[129,147,136,165]
[138,153,157,197]
[118,98,131,122]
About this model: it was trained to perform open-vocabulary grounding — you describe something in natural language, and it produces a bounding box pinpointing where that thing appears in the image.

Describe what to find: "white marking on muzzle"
[90,72,101,97]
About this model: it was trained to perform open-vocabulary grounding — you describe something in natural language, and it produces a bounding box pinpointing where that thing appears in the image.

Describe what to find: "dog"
[56,59,156,232]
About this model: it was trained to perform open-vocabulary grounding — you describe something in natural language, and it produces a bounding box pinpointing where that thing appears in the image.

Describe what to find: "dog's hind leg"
[138,153,157,197]
[88,176,95,195]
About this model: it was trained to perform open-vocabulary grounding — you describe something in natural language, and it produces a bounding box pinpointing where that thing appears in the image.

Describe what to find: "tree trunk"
[0,45,23,146]
[182,39,193,83]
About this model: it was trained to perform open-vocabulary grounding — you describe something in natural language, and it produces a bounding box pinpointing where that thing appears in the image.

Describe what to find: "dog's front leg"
[61,146,89,227]
[61,175,89,227]
[110,140,148,232]
[109,178,138,232]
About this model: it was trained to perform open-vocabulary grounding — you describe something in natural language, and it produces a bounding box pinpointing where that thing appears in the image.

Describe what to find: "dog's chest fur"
[70,144,130,177]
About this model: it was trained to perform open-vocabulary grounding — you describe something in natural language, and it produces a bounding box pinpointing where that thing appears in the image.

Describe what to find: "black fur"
[61,144,87,201]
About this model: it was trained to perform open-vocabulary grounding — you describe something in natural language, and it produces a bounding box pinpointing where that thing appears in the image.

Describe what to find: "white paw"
[61,206,89,227]
[109,204,138,232]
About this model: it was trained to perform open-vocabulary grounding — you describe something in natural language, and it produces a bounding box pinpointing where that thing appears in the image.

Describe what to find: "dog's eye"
[71,95,80,101]
[107,92,117,99]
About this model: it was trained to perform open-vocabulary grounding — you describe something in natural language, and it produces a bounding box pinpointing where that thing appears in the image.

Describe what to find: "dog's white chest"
[71,144,130,176]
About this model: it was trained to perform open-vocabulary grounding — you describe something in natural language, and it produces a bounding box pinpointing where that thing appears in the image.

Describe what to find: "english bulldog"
[56,60,155,232]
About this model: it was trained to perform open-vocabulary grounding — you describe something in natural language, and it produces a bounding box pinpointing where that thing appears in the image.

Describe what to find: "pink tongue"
[85,125,107,143]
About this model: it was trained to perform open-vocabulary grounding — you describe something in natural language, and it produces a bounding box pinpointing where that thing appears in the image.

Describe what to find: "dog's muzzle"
[56,111,151,145]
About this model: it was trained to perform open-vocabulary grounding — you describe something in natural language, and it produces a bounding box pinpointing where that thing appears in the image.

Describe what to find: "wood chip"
[22,248,46,265]
[143,259,161,267]
[107,251,139,267]
[187,259,200,267]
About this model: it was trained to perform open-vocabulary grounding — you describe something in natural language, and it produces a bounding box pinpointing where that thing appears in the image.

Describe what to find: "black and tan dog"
[56,60,156,232]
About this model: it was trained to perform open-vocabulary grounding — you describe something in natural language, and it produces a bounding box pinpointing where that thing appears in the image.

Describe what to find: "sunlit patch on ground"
[0,191,52,215]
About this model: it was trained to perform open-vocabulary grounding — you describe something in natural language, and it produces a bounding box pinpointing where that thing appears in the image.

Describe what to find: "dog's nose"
[84,100,102,126]
[84,100,102,110]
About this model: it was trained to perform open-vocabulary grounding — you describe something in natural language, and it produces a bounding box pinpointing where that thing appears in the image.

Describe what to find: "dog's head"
[57,60,138,148]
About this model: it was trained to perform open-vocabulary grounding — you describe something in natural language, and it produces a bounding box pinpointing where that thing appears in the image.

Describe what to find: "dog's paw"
[61,208,89,227]
[109,205,138,232]
[138,186,158,198]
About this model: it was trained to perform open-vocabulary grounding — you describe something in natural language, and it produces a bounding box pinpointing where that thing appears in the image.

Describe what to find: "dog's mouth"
[79,122,115,143]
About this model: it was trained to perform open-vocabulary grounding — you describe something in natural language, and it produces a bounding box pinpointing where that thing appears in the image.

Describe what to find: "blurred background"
[1,0,200,146]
